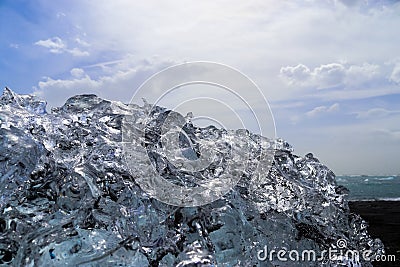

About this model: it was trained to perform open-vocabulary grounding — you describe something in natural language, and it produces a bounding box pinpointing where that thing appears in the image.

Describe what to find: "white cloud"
[68,47,89,57]
[345,63,380,86]
[306,106,328,117]
[9,43,19,49]
[280,62,382,89]
[390,63,400,84]
[35,57,173,108]
[327,103,339,112]
[35,36,89,56]
[75,38,90,47]
[26,1,400,103]
[35,37,66,54]
[70,68,85,78]
[313,63,346,88]
[56,12,66,18]
[356,108,400,119]
[306,103,340,117]
[279,64,311,86]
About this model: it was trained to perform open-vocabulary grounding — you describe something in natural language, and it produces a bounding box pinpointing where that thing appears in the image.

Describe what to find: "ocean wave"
[349,197,400,202]
[376,176,395,181]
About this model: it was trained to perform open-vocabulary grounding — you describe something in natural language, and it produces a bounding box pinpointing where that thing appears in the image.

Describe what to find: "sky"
[1,0,400,175]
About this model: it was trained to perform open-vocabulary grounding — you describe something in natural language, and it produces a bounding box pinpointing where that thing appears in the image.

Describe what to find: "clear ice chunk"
[0,89,384,266]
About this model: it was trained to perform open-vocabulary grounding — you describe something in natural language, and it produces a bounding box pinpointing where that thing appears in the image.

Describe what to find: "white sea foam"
[376,176,395,181]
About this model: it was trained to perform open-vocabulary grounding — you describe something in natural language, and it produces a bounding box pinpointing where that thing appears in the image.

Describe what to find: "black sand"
[349,201,399,267]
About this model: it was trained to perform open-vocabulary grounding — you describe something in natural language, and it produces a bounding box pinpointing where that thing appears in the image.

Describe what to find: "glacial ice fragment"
[0,89,385,266]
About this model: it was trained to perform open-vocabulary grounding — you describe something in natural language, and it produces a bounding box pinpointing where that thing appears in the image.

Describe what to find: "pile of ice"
[0,88,384,266]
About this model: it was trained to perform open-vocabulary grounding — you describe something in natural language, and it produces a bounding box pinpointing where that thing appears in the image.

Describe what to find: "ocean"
[336,175,400,201]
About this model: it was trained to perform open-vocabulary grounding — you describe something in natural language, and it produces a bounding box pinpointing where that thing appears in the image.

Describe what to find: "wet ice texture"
[0,88,384,266]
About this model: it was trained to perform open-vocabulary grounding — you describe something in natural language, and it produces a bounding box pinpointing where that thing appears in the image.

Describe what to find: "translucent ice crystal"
[0,89,384,266]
